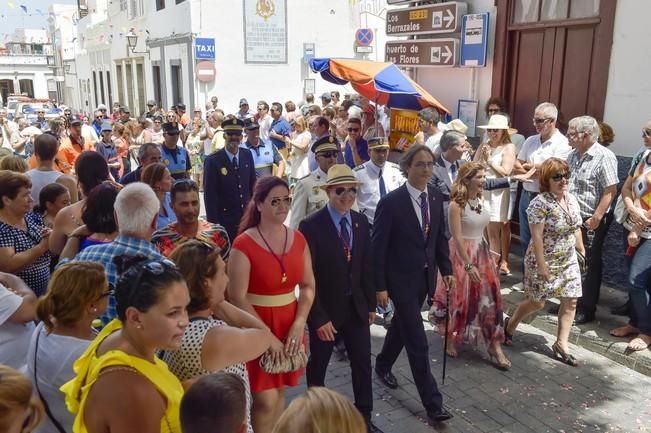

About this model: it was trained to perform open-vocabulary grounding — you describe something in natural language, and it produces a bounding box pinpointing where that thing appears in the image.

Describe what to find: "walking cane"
[442,287,450,385]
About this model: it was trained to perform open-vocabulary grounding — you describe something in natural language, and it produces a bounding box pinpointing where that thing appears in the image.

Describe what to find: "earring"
[136,325,143,329]
[91,307,97,313]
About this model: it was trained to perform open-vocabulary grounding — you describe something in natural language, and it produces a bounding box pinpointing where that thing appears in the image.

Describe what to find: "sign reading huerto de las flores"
[386,2,467,36]
[386,39,459,68]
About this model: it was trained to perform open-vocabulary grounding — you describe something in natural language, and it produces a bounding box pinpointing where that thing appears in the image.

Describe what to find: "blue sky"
[1,0,76,36]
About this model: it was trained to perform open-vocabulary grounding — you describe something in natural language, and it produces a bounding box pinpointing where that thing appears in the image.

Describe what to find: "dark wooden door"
[492,0,616,135]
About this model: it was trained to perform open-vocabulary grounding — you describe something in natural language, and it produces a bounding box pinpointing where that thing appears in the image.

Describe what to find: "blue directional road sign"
[355,28,374,47]
[195,38,215,60]
[460,13,489,67]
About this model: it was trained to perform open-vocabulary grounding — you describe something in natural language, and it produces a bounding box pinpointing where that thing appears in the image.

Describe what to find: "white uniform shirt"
[354,160,405,225]
[517,129,571,192]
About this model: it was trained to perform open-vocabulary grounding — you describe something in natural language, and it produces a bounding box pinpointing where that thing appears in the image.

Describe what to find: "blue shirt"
[60,234,164,325]
[344,138,369,168]
[326,203,353,249]
[270,117,291,150]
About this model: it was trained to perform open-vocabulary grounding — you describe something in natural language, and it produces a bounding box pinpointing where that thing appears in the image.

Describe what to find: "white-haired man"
[513,102,571,248]
[59,182,164,325]
[565,115,618,324]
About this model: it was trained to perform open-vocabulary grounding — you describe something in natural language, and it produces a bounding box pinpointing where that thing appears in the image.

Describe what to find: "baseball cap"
[147,99,157,106]
[100,122,113,132]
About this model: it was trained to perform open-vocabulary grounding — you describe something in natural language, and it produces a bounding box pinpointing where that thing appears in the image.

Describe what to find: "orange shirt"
[58,136,93,173]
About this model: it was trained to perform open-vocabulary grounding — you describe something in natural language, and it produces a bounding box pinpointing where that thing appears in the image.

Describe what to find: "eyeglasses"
[643,128,651,138]
[334,186,357,196]
[270,196,292,207]
[567,131,583,140]
[412,161,435,169]
[317,151,337,159]
[551,172,570,182]
[347,128,360,132]
[533,117,551,124]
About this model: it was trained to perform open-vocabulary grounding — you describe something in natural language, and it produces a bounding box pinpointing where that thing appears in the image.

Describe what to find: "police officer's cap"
[244,118,260,131]
[368,137,390,150]
[311,135,338,154]
[223,117,245,133]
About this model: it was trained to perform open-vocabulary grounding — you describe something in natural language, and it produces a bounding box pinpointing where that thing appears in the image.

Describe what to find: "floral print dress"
[524,192,582,300]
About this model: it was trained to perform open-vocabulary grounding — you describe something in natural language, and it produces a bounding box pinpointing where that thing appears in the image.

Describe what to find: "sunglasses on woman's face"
[334,187,357,196]
[551,172,570,182]
[487,128,500,133]
[270,196,292,207]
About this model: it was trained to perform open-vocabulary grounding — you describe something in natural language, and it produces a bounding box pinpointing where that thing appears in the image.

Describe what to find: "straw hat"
[478,114,509,130]
[320,164,360,189]
[446,118,468,135]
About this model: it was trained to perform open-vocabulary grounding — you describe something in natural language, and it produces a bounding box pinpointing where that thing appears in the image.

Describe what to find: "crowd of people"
[0,90,650,433]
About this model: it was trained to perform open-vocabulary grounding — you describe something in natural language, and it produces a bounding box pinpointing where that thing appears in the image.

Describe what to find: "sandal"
[627,334,651,352]
[609,324,638,338]
[504,317,514,346]
[499,262,511,276]
[487,346,511,371]
[551,342,578,367]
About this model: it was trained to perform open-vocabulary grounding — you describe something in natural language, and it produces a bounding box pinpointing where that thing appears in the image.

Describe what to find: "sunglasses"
[551,172,570,182]
[533,117,551,124]
[487,109,500,114]
[225,131,242,136]
[347,128,360,132]
[643,128,651,138]
[318,151,337,158]
[334,186,357,196]
[166,131,180,136]
[270,196,292,207]
[487,128,501,133]
[125,259,176,294]
[95,116,103,119]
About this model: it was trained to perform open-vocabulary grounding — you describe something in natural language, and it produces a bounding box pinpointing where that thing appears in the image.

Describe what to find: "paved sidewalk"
[287,320,651,433]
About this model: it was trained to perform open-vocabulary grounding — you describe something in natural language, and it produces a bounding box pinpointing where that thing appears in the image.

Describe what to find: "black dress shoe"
[427,407,453,423]
[574,310,595,324]
[611,300,631,316]
[374,367,398,389]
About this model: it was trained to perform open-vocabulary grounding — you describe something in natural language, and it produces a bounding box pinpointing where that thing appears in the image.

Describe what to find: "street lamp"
[126,31,148,54]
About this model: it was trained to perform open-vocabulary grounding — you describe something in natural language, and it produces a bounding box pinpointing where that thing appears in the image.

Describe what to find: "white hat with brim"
[320,164,360,190]
[478,114,510,130]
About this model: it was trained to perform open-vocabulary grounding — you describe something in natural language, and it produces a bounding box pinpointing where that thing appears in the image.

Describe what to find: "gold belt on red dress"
[247,291,296,307]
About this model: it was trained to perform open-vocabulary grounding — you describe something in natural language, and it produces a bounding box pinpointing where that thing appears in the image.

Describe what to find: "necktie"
[450,163,457,182]
[378,169,387,197]
[232,156,238,169]
[340,218,351,262]
[420,192,429,238]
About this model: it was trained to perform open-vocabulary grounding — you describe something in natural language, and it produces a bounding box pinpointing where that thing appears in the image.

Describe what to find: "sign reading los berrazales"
[385,39,459,67]
[386,2,467,36]
[195,38,215,60]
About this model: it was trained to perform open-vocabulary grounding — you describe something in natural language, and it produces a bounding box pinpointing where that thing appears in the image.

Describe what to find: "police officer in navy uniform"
[203,117,256,241]
[161,122,192,180]
[289,135,339,229]
[241,118,286,179]
[354,137,405,226]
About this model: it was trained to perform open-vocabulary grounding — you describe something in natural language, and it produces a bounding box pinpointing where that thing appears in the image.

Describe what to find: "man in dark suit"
[373,144,454,424]
[203,118,256,241]
[299,164,379,433]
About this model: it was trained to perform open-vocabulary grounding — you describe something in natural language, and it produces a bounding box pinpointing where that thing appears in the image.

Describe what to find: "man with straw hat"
[299,163,379,433]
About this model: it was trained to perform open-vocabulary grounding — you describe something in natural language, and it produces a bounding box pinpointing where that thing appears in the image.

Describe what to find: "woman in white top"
[164,240,274,433]
[285,116,311,185]
[25,262,109,433]
[0,272,37,370]
[150,116,165,145]
[474,114,516,275]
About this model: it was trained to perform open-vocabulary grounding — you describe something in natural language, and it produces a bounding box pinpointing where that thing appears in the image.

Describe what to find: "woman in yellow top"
[61,256,190,433]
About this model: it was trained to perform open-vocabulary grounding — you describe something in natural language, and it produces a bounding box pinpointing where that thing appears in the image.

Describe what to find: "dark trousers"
[306,299,373,417]
[375,270,443,412]
[578,214,611,314]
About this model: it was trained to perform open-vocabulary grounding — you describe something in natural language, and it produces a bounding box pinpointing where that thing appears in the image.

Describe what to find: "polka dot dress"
[161,317,253,433]
[0,212,50,295]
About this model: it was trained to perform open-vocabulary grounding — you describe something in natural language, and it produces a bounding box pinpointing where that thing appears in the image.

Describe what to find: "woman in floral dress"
[505,158,585,366]
[430,162,511,370]
[185,119,204,190]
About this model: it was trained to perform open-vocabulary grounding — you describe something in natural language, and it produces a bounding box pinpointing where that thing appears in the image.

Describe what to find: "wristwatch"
[464,263,475,271]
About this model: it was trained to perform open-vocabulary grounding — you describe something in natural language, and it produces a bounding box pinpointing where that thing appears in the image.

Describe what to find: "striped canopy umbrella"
[309,57,449,113]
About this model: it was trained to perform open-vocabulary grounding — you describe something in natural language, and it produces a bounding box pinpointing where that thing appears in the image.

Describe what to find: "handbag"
[614,195,627,224]
[259,345,308,374]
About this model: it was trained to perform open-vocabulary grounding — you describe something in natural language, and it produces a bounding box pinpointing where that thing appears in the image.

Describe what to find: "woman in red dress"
[228,176,315,433]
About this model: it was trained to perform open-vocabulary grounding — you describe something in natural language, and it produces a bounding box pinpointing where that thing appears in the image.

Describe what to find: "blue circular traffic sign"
[355,28,374,47]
